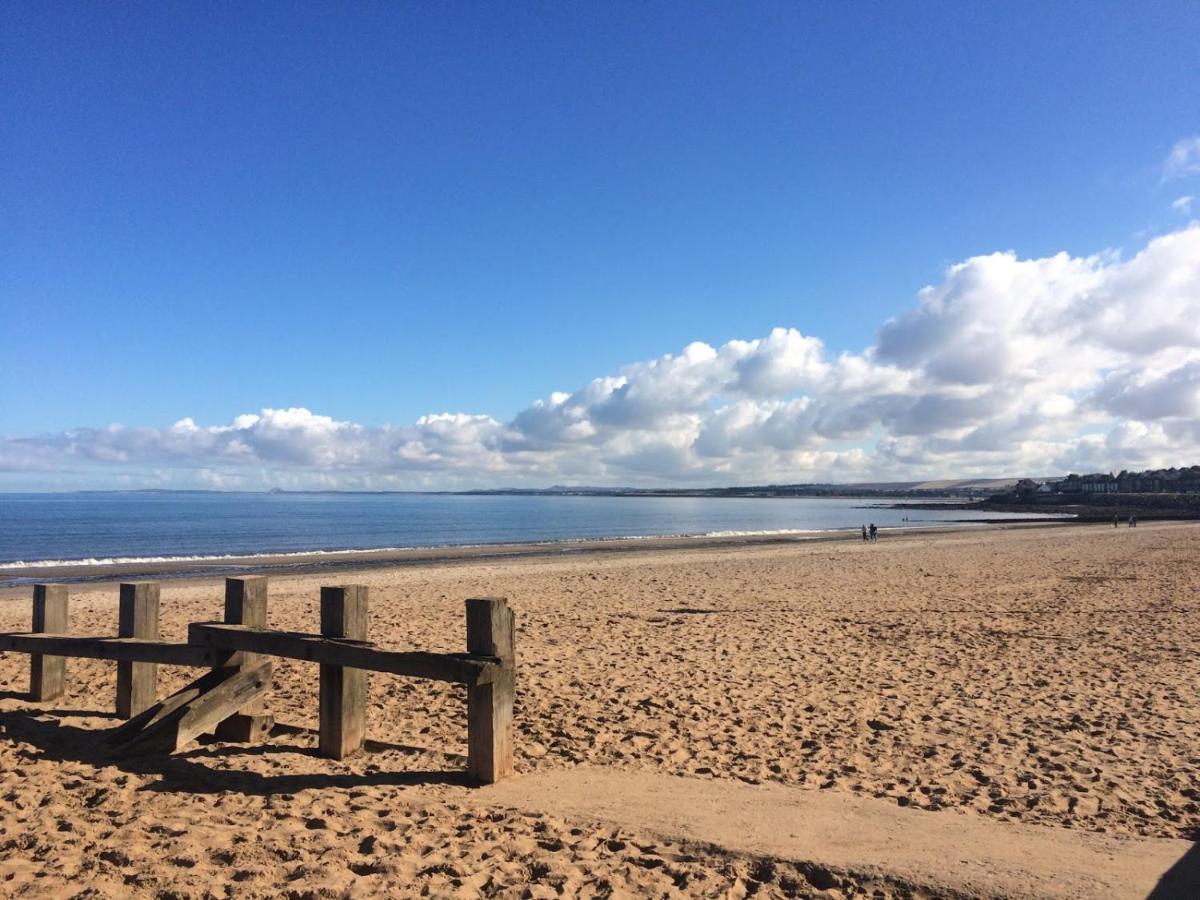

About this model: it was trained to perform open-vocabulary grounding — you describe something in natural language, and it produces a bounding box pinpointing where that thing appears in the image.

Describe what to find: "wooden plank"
[466,597,516,784]
[120,661,273,754]
[162,660,272,753]
[0,633,220,667]
[116,582,160,718]
[29,584,69,701]
[319,585,368,760]
[105,667,230,746]
[185,623,500,685]
[215,576,273,742]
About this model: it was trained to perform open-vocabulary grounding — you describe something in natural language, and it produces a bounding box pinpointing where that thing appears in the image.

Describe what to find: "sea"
[0,491,1056,576]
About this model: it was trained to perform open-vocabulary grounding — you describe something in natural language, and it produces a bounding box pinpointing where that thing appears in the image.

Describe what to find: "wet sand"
[0,522,1197,897]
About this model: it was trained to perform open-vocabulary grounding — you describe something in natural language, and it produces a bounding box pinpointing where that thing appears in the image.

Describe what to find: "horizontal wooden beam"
[0,632,220,668]
[187,623,501,685]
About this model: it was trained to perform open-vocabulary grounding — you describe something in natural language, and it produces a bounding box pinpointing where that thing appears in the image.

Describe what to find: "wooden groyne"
[0,577,516,783]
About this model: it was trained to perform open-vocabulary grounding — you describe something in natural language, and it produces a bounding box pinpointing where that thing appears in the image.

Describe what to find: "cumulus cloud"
[1164,136,1200,181]
[4,226,1200,488]
[1093,361,1200,421]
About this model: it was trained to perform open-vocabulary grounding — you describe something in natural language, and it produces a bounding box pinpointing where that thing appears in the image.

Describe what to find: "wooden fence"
[0,577,516,783]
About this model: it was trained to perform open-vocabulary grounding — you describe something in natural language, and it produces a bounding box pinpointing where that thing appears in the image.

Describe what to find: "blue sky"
[2,3,1199,489]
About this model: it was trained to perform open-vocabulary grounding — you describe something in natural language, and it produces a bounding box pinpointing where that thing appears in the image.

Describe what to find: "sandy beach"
[1,522,1197,897]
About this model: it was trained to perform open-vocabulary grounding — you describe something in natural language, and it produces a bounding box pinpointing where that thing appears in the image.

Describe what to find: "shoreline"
[0,517,1076,589]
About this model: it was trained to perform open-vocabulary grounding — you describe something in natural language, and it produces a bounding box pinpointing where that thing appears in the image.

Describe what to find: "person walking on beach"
[869,523,878,542]
[862,524,869,542]
[1113,515,1119,528]
[1129,515,1137,527]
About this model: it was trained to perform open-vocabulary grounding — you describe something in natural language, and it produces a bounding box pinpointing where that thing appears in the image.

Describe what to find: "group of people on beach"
[1114,515,1138,528]
[861,523,878,542]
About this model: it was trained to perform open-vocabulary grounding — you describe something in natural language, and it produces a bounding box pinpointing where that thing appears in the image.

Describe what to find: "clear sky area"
[2,2,1199,489]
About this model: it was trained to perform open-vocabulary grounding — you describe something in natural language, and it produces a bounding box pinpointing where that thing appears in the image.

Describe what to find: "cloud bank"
[4,226,1200,489]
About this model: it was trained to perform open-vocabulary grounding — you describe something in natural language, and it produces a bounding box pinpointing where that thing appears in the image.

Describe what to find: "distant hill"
[73,477,1059,498]
[461,477,1053,499]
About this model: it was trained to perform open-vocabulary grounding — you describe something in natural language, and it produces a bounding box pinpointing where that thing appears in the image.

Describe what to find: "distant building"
[1058,466,1200,495]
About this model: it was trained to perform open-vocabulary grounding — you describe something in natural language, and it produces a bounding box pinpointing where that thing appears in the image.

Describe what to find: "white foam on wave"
[0,546,420,570]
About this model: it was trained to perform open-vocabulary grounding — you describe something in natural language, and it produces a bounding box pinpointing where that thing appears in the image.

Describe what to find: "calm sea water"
[0,492,1054,568]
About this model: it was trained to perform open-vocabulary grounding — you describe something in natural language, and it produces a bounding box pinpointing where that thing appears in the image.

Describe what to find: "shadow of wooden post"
[1148,838,1200,898]
[30,584,68,701]
[318,585,368,760]
[116,582,160,719]
[215,576,274,742]
[466,597,515,784]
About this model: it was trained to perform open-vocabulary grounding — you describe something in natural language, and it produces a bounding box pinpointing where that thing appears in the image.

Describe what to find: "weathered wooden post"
[30,584,69,701]
[116,582,160,718]
[466,597,515,784]
[318,585,368,760]
[215,576,274,742]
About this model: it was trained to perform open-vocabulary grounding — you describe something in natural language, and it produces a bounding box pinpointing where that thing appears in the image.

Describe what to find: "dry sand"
[0,522,1197,897]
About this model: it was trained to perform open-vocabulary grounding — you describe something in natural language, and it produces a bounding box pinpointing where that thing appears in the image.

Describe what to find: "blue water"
[0,492,1054,569]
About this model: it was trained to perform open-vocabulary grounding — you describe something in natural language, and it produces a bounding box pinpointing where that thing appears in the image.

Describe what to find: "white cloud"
[1092,361,1200,420]
[1174,195,1194,215]
[4,226,1200,488]
[1164,136,1200,181]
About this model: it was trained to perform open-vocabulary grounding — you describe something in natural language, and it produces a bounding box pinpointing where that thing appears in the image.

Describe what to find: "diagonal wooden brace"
[104,666,230,747]
[110,660,273,755]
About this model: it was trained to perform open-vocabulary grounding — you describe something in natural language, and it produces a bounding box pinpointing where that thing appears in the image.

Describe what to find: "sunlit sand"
[1,522,1197,896]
